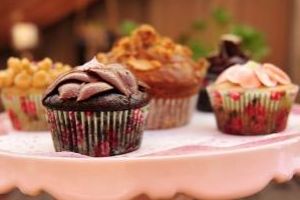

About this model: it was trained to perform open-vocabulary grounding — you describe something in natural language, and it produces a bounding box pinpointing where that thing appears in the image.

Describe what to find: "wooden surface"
[0,0,295,71]
[43,0,294,69]
[146,0,293,69]
[289,0,300,91]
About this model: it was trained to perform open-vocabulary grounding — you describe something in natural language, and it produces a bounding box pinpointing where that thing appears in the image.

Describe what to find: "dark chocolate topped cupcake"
[43,58,151,157]
[207,34,249,75]
[197,34,249,112]
[42,58,150,111]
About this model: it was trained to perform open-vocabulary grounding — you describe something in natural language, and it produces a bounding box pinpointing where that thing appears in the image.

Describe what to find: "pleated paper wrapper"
[46,106,149,157]
[146,95,197,130]
[207,85,299,135]
[1,91,48,131]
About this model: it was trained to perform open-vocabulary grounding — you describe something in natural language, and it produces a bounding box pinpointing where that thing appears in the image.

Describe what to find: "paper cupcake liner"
[1,92,48,131]
[197,88,213,112]
[46,107,149,157]
[146,95,197,130]
[207,86,299,135]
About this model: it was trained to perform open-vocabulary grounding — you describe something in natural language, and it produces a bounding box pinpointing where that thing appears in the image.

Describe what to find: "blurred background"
[0,0,299,82]
[0,0,300,199]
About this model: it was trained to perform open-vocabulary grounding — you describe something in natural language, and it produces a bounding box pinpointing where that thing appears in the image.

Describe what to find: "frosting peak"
[215,61,291,88]
[207,35,249,75]
[43,58,144,101]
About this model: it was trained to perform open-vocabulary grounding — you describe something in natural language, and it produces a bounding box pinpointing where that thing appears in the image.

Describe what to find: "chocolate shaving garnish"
[76,57,105,71]
[207,37,249,75]
[77,82,114,101]
[104,63,139,93]
[112,64,138,93]
[44,71,98,97]
[138,80,150,89]
[58,83,82,99]
[43,58,141,102]
[89,68,131,96]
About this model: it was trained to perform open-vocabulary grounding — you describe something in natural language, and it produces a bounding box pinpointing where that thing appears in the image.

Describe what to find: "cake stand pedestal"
[1,106,300,200]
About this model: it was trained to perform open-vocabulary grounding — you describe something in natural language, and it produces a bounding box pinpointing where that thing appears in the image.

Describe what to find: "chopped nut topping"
[97,25,199,72]
[0,57,71,89]
[127,59,158,71]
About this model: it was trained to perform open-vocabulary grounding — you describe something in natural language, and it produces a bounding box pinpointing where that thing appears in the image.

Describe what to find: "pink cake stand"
[1,106,300,200]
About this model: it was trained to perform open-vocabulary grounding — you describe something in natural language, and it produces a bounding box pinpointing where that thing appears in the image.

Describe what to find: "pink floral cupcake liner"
[207,86,299,135]
[46,107,149,157]
[146,95,197,130]
[1,92,48,131]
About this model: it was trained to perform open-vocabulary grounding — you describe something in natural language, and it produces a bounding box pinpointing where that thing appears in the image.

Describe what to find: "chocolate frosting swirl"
[207,35,249,75]
[43,58,145,101]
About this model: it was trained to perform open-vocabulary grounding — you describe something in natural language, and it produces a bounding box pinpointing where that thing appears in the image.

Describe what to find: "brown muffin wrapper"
[207,85,299,135]
[146,95,197,130]
[1,92,48,131]
[46,106,149,157]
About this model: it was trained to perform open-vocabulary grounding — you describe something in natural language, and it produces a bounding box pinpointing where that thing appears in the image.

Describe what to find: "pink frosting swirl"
[215,61,291,88]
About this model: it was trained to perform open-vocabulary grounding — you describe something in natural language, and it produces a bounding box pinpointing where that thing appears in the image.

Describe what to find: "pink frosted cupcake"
[207,61,298,135]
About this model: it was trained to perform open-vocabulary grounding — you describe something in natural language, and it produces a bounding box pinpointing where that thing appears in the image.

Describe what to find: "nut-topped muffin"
[0,57,71,131]
[97,25,207,129]
[42,58,150,157]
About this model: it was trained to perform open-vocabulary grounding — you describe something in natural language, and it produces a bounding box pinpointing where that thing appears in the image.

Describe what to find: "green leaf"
[212,7,232,25]
[192,19,207,31]
[119,20,138,36]
[231,24,269,61]
[187,40,210,60]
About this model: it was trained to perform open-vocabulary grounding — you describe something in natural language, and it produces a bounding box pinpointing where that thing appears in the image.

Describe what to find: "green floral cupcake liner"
[1,91,48,131]
[46,106,149,157]
[207,85,299,135]
[146,95,197,130]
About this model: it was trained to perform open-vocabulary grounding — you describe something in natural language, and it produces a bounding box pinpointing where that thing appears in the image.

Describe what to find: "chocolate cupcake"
[42,58,150,157]
[197,34,249,112]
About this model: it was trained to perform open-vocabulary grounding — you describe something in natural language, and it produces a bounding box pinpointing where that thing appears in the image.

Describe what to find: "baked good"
[97,25,207,129]
[207,60,298,135]
[197,34,249,111]
[0,57,71,131]
[42,58,150,157]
